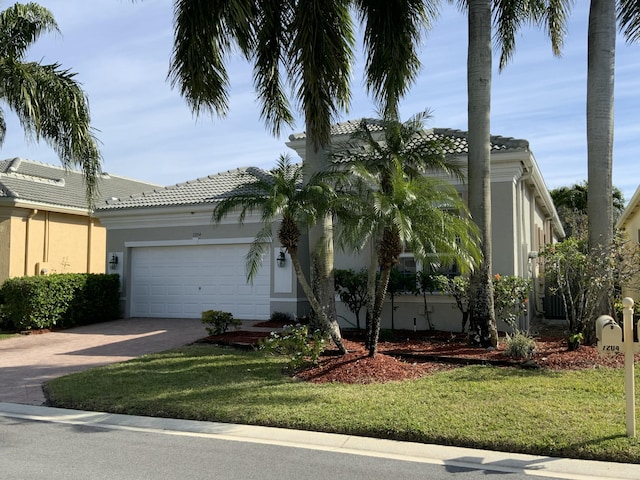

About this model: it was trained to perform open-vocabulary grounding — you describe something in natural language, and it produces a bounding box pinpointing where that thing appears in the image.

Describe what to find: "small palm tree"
[332,114,482,356]
[212,154,348,354]
[0,3,101,203]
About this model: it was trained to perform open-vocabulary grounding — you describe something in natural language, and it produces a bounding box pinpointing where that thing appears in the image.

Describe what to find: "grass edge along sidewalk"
[45,344,640,463]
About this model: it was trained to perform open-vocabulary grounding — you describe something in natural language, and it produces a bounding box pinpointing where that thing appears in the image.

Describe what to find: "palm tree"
[587,0,616,253]
[211,154,348,354]
[0,3,101,203]
[459,0,571,347]
[585,0,640,314]
[332,114,481,356]
[167,0,435,333]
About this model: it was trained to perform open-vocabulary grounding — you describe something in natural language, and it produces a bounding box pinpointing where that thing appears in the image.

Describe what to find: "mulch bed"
[197,328,639,384]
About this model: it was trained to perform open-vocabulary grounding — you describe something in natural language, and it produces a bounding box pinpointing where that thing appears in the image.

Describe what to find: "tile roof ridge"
[98,170,162,185]
[432,128,529,149]
[0,170,66,186]
[1,156,70,173]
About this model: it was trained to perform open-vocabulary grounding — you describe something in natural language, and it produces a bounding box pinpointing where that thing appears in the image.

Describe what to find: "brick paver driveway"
[0,318,206,405]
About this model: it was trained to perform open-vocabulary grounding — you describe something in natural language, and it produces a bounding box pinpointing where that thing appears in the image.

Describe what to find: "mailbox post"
[596,297,639,437]
[622,298,636,437]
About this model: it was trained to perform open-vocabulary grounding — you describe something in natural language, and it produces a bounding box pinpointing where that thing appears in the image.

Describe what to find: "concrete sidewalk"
[0,318,268,405]
[1,402,637,480]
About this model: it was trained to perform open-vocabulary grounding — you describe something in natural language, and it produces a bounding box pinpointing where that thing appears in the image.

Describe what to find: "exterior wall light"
[109,254,119,270]
[277,250,286,268]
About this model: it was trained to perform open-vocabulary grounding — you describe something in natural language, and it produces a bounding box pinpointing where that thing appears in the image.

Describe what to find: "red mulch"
[199,328,638,384]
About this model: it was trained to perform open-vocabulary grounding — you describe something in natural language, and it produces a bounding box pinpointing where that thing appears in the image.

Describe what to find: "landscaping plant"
[260,324,329,370]
[492,274,530,332]
[201,310,242,335]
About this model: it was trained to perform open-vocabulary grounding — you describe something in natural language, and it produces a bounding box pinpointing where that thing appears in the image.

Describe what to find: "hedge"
[0,274,121,331]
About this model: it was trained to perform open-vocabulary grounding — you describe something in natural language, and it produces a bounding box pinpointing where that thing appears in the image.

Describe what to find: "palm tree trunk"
[289,249,347,354]
[466,0,498,348]
[587,0,616,316]
[368,266,392,357]
[365,237,379,350]
[304,138,338,331]
[587,0,615,251]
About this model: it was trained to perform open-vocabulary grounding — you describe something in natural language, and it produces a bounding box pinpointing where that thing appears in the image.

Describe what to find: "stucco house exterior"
[96,122,564,331]
[616,184,640,300]
[0,157,159,283]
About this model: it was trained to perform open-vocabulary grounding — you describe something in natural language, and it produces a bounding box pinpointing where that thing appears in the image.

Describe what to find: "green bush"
[269,311,294,324]
[493,274,530,331]
[504,331,536,359]
[260,324,329,370]
[201,310,242,335]
[0,274,120,331]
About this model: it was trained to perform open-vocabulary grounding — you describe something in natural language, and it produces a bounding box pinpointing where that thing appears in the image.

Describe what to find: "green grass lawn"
[0,332,17,340]
[45,345,640,463]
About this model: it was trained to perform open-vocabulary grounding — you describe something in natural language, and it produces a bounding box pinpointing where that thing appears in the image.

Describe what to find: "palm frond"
[289,0,355,148]
[355,0,435,116]
[169,0,255,117]
[0,3,58,60]
[0,108,5,145]
[245,225,273,282]
[493,0,572,70]
[252,0,294,135]
[0,59,102,204]
[619,0,640,43]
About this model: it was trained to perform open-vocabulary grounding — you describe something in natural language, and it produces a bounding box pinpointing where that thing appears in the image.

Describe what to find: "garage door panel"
[131,245,270,319]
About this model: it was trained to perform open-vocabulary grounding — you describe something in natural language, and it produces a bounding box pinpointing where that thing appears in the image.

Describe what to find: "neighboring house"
[0,157,160,283]
[96,122,564,331]
[616,185,640,301]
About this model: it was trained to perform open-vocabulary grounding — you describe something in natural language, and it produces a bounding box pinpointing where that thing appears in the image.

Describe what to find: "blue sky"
[2,1,639,202]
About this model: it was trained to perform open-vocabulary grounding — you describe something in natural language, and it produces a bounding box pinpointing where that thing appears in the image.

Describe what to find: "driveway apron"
[0,318,207,406]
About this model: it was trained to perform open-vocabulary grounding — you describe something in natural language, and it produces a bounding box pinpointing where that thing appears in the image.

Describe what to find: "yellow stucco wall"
[0,207,106,283]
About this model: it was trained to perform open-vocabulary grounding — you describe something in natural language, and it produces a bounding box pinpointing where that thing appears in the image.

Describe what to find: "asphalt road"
[0,416,561,480]
[2,404,636,480]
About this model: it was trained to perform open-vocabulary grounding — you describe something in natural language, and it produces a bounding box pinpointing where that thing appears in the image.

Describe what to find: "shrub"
[201,310,242,335]
[260,324,329,370]
[334,268,369,330]
[542,234,640,342]
[0,274,120,331]
[567,332,584,351]
[435,274,470,333]
[493,274,530,331]
[504,331,536,359]
[269,311,294,324]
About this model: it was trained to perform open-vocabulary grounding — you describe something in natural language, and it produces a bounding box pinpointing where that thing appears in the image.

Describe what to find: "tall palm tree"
[167,0,434,334]
[459,0,571,347]
[587,0,616,253]
[585,0,640,314]
[0,3,101,203]
[332,114,481,356]
[212,155,348,353]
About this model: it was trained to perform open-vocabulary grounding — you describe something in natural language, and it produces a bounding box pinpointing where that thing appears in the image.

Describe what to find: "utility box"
[596,315,623,356]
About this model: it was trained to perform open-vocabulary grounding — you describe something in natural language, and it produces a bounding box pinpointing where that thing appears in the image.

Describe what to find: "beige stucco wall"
[620,211,640,301]
[0,206,106,284]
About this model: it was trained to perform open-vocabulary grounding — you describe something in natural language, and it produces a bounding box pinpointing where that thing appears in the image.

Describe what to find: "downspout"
[86,216,93,273]
[518,169,532,276]
[43,211,50,263]
[24,209,38,275]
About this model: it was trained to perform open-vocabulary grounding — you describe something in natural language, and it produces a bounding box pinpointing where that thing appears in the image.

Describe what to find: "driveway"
[0,318,209,405]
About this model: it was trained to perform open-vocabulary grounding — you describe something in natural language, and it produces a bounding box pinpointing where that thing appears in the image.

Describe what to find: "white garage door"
[130,244,270,319]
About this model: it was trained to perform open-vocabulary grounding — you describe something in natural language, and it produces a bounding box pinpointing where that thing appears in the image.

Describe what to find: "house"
[96,122,564,331]
[0,157,160,283]
[288,123,564,330]
[616,184,640,301]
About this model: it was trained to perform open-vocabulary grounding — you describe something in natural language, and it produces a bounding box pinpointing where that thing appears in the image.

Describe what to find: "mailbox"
[596,315,623,356]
